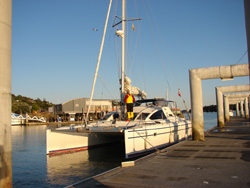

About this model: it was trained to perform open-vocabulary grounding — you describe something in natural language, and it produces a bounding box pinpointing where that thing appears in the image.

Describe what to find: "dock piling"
[0,0,12,187]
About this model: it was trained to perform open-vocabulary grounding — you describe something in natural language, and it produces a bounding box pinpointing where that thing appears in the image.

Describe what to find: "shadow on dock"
[67,116,250,188]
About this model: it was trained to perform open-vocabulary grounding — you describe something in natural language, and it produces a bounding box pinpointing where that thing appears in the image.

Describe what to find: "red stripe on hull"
[48,146,89,156]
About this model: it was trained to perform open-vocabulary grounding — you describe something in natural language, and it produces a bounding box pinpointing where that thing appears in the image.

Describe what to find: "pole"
[0,0,12,187]
[189,70,205,141]
[121,0,126,120]
[244,0,250,84]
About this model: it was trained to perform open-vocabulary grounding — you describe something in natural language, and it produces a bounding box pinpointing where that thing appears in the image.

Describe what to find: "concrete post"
[216,88,224,126]
[236,103,240,116]
[224,96,230,122]
[25,112,29,125]
[0,0,12,187]
[189,70,205,141]
[245,98,249,118]
[249,96,250,118]
[244,0,250,82]
[240,101,244,117]
[216,85,250,128]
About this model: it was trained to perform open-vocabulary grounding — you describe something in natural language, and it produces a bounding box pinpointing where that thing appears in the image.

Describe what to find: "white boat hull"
[124,121,192,158]
[46,129,123,155]
[11,118,25,125]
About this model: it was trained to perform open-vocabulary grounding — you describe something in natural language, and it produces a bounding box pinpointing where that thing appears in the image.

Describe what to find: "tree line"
[12,94,54,114]
[203,105,217,112]
[182,105,218,113]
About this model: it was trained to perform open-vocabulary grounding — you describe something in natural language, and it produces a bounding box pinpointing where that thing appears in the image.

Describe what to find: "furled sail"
[124,76,147,99]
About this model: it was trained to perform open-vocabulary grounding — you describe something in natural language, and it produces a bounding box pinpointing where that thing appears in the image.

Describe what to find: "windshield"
[135,113,150,120]
[149,110,167,120]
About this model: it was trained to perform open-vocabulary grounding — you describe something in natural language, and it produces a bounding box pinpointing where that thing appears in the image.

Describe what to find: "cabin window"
[136,113,150,120]
[133,113,139,120]
[150,110,167,120]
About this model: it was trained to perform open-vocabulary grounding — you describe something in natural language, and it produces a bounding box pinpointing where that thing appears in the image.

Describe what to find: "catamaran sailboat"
[46,0,192,159]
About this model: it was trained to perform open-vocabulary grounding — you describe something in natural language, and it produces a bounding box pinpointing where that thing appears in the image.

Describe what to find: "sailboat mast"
[121,0,126,119]
[115,0,141,119]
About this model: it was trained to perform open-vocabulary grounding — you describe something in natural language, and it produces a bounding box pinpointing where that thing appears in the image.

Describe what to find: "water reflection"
[47,150,90,186]
[47,142,125,187]
[12,125,125,188]
[12,125,48,188]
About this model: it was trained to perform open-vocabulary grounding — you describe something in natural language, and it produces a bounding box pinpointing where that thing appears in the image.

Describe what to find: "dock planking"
[67,116,250,188]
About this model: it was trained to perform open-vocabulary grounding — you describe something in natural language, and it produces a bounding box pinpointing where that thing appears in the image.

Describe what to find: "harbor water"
[12,112,217,188]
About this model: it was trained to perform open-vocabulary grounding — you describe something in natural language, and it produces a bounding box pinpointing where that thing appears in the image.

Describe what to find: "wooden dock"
[67,116,250,188]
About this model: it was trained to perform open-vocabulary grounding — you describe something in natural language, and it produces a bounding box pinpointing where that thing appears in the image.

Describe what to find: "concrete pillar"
[245,98,249,118]
[189,70,205,141]
[236,103,240,116]
[0,0,12,187]
[216,85,250,128]
[25,112,29,125]
[224,96,230,122]
[244,0,250,82]
[249,96,250,118]
[216,88,224,126]
[240,101,244,117]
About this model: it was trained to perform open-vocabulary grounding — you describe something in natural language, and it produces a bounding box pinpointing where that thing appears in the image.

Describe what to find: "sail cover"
[124,76,147,99]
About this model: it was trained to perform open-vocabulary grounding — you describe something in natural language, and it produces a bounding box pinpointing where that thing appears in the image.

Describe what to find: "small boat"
[11,113,47,125]
[11,113,25,125]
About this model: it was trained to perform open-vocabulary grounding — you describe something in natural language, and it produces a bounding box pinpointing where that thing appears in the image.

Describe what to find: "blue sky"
[12,0,249,109]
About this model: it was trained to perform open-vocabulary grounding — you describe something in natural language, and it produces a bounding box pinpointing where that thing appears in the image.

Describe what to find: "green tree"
[12,100,30,114]
[12,94,54,113]
[31,104,39,112]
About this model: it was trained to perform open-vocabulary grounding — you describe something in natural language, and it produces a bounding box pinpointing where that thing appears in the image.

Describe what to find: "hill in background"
[12,94,54,115]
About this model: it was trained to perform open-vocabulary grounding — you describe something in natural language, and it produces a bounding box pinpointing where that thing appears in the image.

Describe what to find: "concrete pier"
[189,64,249,141]
[68,117,250,188]
[216,85,250,128]
[224,93,250,121]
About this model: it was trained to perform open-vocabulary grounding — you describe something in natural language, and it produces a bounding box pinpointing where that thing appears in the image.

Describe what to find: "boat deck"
[67,116,250,188]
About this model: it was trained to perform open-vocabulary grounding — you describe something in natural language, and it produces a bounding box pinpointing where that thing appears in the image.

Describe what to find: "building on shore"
[48,98,120,122]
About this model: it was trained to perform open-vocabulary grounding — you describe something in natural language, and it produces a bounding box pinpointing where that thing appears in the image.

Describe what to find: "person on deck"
[124,90,135,121]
